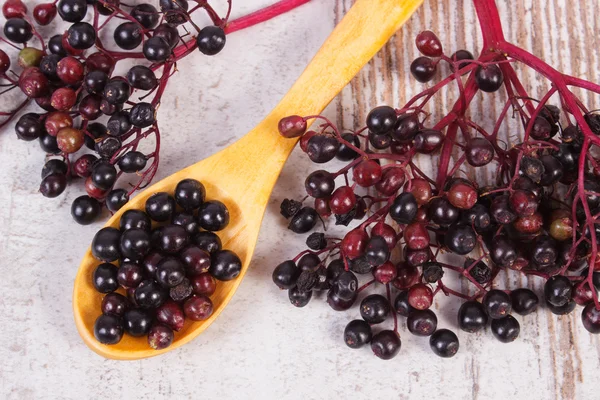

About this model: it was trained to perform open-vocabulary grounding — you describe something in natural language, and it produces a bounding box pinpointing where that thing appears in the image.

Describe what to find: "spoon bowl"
[73,0,423,360]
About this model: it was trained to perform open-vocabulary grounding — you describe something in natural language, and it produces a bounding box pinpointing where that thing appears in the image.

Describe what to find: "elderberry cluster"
[273,28,600,359]
[90,178,240,349]
[1,0,229,224]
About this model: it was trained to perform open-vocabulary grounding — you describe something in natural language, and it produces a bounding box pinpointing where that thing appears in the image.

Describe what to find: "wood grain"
[334,0,600,398]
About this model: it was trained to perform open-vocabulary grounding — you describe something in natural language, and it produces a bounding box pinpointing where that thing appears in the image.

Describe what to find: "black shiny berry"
[129,102,155,127]
[48,34,67,56]
[344,319,372,348]
[194,231,222,254]
[547,299,576,315]
[389,193,418,224]
[130,4,159,29]
[530,235,558,267]
[58,0,87,22]
[93,263,119,293]
[103,78,131,105]
[444,224,476,255]
[582,303,600,334]
[39,132,60,154]
[123,309,153,336]
[135,279,168,309]
[336,133,360,161]
[114,22,143,50]
[461,203,491,232]
[510,288,539,315]
[16,113,43,141]
[175,179,205,211]
[326,259,345,282]
[120,228,151,261]
[197,26,226,56]
[91,161,117,191]
[153,23,179,48]
[475,64,504,92]
[482,290,512,319]
[127,65,157,91]
[117,262,144,289]
[40,174,67,198]
[143,36,171,62]
[365,236,390,267]
[327,288,356,311]
[305,170,335,198]
[84,70,108,94]
[210,250,242,281]
[288,287,312,307]
[117,151,147,173]
[145,192,176,222]
[428,197,459,226]
[298,253,321,272]
[491,315,520,343]
[288,207,318,234]
[101,293,129,317]
[172,212,199,235]
[4,18,33,43]
[67,22,95,49]
[157,225,189,254]
[85,122,107,149]
[367,106,397,135]
[371,330,401,360]
[159,0,189,25]
[410,56,436,82]
[39,54,61,81]
[306,134,339,163]
[273,260,300,289]
[458,300,488,333]
[119,209,151,232]
[360,294,390,324]
[429,329,459,358]
[94,313,123,344]
[332,271,358,300]
[394,290,415,317]
[407,309,437,336]
[107,111,131,137]
[544,275,573,307]
[42,159,68,179]
[198,200,229,231]
[490,236,517,268]
[392,113,420,142]
[71,195,102,225]
[92,227,121,262]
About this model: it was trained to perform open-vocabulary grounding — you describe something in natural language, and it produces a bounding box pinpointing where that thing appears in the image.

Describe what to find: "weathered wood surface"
[0,0,598,399]
[333,1,600,399]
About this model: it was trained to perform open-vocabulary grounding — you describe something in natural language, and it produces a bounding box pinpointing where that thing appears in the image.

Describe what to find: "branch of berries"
[273,0,600,360]
[0,0,310,224]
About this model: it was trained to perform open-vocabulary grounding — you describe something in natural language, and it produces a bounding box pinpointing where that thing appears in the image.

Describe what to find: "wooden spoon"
[73,0,423,360]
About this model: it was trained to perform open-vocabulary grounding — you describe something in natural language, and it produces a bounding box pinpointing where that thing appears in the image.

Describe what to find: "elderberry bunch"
[273,22,600,360]
[1,0,231,224]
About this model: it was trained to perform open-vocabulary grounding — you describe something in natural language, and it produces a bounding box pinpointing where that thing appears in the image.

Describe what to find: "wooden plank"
[334,0,600,398]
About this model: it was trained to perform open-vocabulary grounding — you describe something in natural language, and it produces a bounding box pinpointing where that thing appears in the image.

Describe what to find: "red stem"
[225,0,312,34]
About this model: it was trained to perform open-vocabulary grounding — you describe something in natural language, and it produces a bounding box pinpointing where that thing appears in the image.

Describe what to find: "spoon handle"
[228,0,422,214]
[270,0,423,120]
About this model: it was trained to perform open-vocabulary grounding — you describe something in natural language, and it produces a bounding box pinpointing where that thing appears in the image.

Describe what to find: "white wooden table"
[0,1,598,398]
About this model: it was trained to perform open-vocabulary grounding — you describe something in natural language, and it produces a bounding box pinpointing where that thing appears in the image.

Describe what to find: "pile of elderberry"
[272,27,600,360]
[1,0,228,224]
[90,178,241,349]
